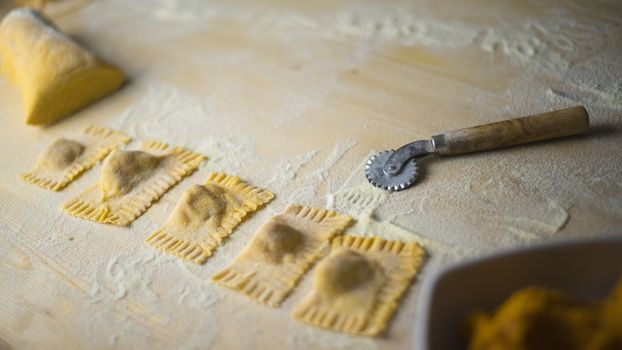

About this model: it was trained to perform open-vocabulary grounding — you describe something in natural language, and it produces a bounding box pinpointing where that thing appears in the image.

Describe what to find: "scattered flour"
[310,138,357,182]
[266,149,320,188]
[1,0,621,349]
[152,0,197,22]
[326,154,479,260]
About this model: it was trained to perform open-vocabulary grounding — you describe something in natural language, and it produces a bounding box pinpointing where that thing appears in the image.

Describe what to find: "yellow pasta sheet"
[292,235,425,336]
[19,125,129,191]
[63,140,204,226]
[212,205,352,306]
[146,173,274,264]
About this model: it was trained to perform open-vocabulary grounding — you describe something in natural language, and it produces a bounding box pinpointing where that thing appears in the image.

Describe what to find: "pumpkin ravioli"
[146,173,274,264]
[292,235,425,336]
[212,205,352,306]
[19,125,129,191]
[63,140,204,226]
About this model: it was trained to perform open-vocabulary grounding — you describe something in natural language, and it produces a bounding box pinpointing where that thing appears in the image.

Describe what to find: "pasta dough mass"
[0,8,125,125]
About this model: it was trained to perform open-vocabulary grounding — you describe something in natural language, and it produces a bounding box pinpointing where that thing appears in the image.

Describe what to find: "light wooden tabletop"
[0,0,621,349]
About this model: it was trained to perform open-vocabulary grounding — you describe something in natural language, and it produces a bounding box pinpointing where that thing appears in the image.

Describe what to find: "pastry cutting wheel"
[365,106,590,192]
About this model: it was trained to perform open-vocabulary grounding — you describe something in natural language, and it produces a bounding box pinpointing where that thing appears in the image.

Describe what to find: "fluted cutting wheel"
[365,150,419,191]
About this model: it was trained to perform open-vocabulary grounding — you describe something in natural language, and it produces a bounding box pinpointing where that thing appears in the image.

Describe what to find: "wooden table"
[1,0,621,349]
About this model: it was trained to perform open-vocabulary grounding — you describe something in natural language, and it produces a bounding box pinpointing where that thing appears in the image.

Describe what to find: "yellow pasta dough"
[19,125,130,191]
[292,235,425,336]
[63,140,204,226]
[0,8,125,125]
[212,205,352,306]
[146,173,275,264]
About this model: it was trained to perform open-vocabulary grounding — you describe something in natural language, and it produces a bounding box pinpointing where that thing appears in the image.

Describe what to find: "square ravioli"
[291,235,425,336]
[146,172,275,264]
[63,140,205,226]
[211,205,352,306]
[19,125,130,191]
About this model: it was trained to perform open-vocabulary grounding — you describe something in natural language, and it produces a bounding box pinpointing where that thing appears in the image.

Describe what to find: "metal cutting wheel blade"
[365,150,419,191]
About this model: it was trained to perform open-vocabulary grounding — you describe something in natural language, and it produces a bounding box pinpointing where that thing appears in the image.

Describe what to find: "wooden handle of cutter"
[432,106,590,155]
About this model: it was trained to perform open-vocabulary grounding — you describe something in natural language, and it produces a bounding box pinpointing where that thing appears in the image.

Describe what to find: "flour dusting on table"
[0,0,621,349]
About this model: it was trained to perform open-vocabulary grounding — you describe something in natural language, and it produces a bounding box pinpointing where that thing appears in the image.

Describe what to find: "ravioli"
[19,125,130,191]
[146,173,274,264]
[212,205,352,306]
[292,235,425,336]
[63,140,204,226]
[0,8,125,125]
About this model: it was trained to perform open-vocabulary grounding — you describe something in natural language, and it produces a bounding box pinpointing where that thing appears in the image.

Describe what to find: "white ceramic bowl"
[414,236,622,350]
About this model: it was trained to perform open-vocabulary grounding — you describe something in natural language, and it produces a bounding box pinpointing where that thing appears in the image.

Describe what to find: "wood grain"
[0,1,620,350]
[435,106,590,155]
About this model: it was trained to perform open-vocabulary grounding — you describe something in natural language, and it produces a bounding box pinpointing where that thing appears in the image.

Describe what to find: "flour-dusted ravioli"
[146,173,274,264]
[212,205,352,306]
[19,125,130,191]
[292,235,425,336]
[63,140,204,226]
